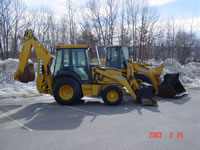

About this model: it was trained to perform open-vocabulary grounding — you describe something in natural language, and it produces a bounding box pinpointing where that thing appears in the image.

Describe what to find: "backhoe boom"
[14,29,53,94]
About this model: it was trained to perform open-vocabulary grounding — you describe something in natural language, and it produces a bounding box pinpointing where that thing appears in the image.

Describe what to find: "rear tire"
[53,78,81,105]
[101,85,123,105]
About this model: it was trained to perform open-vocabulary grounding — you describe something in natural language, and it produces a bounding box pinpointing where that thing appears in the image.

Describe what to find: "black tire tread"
[53,77,81,105]
[101,85,123,105]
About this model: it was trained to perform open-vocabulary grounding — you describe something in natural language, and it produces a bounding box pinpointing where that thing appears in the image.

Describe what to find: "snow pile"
[0,58,38,99]
[148,58,200,88]
[0,58,18,73]
[0,58,19,84]
[181,62,200,88]
[163,59,183,73]
[0,82,39,99]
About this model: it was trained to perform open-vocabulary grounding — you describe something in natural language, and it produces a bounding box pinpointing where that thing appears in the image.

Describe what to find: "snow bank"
[0,58,19,84]
[0,58,18,73]
[0,58,37,98]
[181,62,200,88]
[148,58,200,88]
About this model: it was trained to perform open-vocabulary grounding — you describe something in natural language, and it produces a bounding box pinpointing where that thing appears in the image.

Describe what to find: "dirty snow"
[0,58,200,99]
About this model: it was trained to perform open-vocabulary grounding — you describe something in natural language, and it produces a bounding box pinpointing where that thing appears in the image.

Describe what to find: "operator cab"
[53,44,100,83]
[105,46,134,69]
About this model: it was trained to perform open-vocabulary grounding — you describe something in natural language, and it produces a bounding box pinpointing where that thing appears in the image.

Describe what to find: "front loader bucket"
[158,73,187,98]
[15,63,35,83]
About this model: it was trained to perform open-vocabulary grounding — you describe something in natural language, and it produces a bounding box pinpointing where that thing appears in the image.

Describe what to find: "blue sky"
[154,0,200,19]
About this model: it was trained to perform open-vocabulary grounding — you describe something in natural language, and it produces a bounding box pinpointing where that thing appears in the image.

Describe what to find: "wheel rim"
[59,85,74,101]
[106,90,119,103]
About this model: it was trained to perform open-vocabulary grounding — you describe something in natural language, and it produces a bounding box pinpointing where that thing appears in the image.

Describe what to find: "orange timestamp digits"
[148,131,184,140]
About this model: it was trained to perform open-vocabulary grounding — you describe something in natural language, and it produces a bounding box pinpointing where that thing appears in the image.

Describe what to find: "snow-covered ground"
[0,58,199,99]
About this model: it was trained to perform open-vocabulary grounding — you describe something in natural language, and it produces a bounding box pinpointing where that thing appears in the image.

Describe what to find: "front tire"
[101,85,123,105]
[53,78,81,105]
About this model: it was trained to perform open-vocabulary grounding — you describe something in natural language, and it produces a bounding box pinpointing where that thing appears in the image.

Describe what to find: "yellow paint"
[81,84,102,97]
[14,29,53,94]
[55,44,89,49]
[59,85,74,101]
[93,67,137,99]
[106,90,119,103]
[131,63,164,94]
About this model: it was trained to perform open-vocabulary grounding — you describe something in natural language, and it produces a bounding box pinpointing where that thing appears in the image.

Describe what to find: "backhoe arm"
[14,29,53,94]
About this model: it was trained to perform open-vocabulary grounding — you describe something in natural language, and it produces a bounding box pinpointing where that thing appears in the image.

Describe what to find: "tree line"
[0,0,200,63]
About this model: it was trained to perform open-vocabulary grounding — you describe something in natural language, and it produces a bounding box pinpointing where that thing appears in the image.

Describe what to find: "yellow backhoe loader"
[14,30,157,106]
[104,46,187,99]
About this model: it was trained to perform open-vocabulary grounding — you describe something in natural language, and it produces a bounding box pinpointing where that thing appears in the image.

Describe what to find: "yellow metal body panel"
[81,66,141,100]
[81,84,102,97]
[92,67,137,100]
[56,44,89,49]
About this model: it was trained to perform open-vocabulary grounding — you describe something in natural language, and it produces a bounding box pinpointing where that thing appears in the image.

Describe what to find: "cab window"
[107,47,119,68]
[72,49,87,66]
[72,49,89,80]
[63,50,70,67]
[54,50,62,74]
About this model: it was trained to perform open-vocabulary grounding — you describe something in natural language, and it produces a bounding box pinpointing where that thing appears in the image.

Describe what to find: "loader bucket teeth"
[158,73,187,98]
[18,63,35,83]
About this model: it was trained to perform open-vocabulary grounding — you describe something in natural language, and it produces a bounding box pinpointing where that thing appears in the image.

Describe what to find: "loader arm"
[131,63,164,94]
[14,29,53,94]
[93,67,138,100]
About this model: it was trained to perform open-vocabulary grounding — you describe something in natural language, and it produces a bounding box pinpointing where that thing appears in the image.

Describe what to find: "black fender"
[53,70,83,96]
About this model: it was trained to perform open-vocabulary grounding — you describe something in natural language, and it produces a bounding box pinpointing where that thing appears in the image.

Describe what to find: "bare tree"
[0,0,12,59]
[126,0,139,46]
[138,1,159,61]
[175,30,196,64]
[165,18,176,59]
[66,0,77,44]
[78,22,97,45]
[1,0,200,64]
[86,0,118,46]
[119,0,131,45]
[86,0,106,45]
[11,0,26,57]
[105,0,118,45]
[60,15,69,43]
[0,0,26,59]
[26,7,59,54]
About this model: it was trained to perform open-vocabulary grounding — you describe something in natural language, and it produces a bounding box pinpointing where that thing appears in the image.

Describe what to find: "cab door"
[70,49,91,82]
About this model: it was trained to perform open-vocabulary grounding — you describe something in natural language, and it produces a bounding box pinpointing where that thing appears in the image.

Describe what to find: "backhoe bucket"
[17,63,35,83]
[158,73,187,98]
